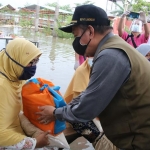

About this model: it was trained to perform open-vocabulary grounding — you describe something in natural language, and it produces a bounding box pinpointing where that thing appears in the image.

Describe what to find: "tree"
[0,3,2,7]
[60,5,72,11]
[111,0,150,17]
[46,3,72,11]
[46,2,57,8]
[110,0,134,16]
[74,0,94,6]
[132,0,150,14]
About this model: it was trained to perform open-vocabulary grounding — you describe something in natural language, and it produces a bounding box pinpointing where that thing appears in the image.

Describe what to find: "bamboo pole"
[35,0,40,32]
[52,0,59,37]
[106,0,109,13]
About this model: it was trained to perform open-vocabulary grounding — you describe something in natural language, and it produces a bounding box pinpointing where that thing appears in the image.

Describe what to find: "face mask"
[88,57,93,67]
[4,49,37,80]
[131,24,142,32]
[72,30,91,56]
[19,65,36,80]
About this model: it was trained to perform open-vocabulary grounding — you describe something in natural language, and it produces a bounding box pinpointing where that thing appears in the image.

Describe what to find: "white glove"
[121,10,130,18]
[74,60,80,70]
[139,11,147,24]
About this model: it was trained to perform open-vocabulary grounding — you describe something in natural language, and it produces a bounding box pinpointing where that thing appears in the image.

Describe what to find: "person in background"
[0,31,3,37]
[117,11,149,48]
[36,4,150,150]
[74,52,85,70]
[0,38,49,149]
[148,37,150,44]
[136,43,150,60]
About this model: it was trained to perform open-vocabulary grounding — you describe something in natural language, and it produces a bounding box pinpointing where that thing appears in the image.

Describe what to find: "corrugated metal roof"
[43,6,73,14]
[22,4,73,15]
[0,4,15,10]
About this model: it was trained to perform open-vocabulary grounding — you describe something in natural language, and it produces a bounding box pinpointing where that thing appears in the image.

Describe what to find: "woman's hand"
[36,106,56,124]
[139,11,147,24]
[35,131,50,148]
[121,10,130,18]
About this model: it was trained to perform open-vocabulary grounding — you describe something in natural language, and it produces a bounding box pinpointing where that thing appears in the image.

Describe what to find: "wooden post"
[106,0,109,13]
[52,0,59,37]
[35,0,40,32]
[124,0,128,12]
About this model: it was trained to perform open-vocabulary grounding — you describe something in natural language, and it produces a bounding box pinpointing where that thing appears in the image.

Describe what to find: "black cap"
[59,4,110,33]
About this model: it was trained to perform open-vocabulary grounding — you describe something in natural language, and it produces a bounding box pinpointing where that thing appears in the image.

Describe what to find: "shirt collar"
[93,32,114,62]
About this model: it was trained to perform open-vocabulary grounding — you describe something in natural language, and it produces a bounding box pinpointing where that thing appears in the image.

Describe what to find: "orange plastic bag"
[22,78,66,136]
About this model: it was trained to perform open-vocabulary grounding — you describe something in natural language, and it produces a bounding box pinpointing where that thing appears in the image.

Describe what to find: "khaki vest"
[98,35,150,150]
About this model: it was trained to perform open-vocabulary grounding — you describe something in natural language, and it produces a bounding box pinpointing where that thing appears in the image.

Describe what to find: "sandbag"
[19,111,70,149]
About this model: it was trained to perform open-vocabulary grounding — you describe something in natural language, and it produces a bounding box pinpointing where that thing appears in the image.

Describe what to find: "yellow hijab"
[0,38,42,146]
[64,59,91,103]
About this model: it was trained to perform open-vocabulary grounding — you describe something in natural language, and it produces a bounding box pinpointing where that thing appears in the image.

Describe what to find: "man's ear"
[88,25,94,38]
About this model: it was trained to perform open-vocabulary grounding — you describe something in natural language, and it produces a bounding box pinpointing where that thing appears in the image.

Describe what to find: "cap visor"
[59,24,75,33]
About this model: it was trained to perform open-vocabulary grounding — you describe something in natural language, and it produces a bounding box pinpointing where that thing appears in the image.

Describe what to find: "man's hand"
[35,131,50,148]
[36,106,56,124]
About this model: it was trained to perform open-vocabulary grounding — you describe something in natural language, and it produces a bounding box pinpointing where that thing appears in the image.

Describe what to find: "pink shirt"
[79,55,85,65]
[121,31,148,47]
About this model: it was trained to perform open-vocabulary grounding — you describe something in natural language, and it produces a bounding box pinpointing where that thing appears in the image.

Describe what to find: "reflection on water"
[0,26,75,95]
[0,26,94,150]
[35,36,75,95]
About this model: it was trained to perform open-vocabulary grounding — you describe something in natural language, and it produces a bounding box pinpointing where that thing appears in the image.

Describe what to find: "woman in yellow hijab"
[0,38,49,149]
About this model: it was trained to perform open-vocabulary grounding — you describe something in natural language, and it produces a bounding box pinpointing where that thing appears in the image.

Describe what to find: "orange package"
[22,78,66,136]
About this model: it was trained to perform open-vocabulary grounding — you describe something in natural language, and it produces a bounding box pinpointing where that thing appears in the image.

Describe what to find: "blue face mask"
[19,65,36,80]
[4,49,37,80]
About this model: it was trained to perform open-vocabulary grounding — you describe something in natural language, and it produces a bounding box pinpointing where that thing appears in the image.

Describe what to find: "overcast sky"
[1,0,114,11]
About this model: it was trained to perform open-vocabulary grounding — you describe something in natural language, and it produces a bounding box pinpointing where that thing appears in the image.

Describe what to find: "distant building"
[20,4,73,15]
[0,4,15,12]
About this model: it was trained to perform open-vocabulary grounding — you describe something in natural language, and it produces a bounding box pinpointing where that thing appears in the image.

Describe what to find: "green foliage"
[110,0,133,16]
[42,27,52,35]
[74,0,94,6]
[19,18,33,28]
[56,15,73,39]
[132,0,150,14]
[46,2,57,7]
[46,3,72,12]
[56,28,73,38]
[111,0,150,16]
[60,5,72,12]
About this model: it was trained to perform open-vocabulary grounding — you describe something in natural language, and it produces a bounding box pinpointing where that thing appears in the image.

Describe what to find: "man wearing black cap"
[37,4,150,150]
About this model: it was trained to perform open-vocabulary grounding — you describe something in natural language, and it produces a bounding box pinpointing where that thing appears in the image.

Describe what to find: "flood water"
[0,26,75,95]
[0,26,94,150]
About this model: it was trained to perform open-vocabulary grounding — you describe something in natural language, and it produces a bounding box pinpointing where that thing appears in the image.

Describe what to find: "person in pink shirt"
[74,53,85,70]
[118,11,149,48]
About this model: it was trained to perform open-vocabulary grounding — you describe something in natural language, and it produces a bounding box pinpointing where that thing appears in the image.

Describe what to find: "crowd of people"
[0,4,150,150]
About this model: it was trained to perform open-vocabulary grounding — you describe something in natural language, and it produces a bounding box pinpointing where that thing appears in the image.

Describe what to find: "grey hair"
[79,25,113,34]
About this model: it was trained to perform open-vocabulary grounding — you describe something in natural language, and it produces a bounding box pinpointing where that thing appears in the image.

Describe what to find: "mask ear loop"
[139,20,143,33]
[4,49,24,68]
[0,48,5,52]
[130,19,135,31]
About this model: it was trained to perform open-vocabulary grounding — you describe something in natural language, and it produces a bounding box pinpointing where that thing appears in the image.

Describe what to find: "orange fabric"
[22,78,61,136]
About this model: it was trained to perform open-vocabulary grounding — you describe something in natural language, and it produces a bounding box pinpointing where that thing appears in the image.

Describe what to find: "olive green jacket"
[99,35,150,150]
